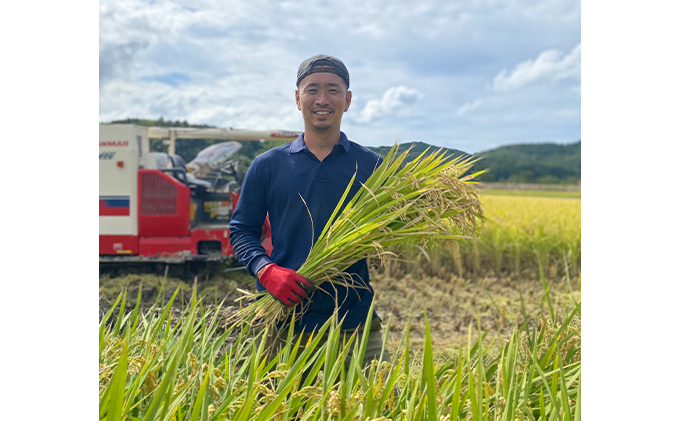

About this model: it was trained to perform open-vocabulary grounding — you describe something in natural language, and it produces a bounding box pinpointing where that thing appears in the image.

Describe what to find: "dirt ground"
[369,269,580,354]
[99,266,580,356]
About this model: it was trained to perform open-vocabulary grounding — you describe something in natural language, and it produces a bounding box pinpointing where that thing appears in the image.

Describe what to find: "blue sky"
[99,0,580,153]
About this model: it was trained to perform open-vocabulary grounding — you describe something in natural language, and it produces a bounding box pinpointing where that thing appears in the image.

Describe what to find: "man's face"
[295,72,352,133]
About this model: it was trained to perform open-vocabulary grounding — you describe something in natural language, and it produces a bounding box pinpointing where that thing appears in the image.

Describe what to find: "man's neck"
[303,127,342,161]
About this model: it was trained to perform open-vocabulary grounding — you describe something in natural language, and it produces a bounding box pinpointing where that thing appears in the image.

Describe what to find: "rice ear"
[233,143,484,327]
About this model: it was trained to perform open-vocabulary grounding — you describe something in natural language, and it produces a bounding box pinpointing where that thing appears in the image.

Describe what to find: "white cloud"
[99,78,302,130]
[492,43,581,91]
[457,99,482,115]
[99,0,581,153]
[354,86,423,124]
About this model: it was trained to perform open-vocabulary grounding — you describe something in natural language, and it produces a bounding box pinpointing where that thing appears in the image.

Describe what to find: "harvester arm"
[148,126,301,155]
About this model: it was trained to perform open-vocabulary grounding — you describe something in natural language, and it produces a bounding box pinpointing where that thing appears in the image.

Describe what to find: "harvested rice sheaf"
[231,144,484,326]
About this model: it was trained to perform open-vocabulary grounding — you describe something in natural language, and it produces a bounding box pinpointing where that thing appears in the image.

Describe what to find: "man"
[229,54,388,368]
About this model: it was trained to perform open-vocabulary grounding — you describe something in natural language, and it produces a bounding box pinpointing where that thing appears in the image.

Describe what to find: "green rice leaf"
[422,311,438,421]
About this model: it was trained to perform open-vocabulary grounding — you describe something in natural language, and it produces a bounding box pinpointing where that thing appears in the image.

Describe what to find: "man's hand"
[258,264,315,306]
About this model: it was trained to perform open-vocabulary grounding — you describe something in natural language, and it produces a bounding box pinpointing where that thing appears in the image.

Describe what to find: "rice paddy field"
[99,186,581,420]
[394,190,581,281]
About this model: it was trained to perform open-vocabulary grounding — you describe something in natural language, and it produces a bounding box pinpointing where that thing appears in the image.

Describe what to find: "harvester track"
[99,260,247,282]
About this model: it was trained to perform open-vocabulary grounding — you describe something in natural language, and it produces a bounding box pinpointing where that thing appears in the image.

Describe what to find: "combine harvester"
[99,124,299,276]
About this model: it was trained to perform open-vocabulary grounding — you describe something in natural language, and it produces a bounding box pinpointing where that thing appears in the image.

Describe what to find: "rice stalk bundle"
[231,144,484,326]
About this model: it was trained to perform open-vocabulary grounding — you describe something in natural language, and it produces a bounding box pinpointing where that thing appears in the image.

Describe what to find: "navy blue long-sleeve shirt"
[229,132,383,332]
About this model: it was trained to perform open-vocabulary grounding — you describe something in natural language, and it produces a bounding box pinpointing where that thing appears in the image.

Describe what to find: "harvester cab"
[187,141,242,179]
[99,123,300,266]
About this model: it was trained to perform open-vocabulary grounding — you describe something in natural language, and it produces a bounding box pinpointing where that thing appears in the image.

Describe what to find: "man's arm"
[228,157,273,277]
[229,155,315,306]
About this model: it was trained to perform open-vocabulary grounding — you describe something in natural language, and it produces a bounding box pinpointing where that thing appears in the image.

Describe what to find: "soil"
[99,266,580,356]
[370,269,580,354]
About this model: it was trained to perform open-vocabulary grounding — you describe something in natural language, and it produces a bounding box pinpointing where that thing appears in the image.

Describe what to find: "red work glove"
[258,264,315,306]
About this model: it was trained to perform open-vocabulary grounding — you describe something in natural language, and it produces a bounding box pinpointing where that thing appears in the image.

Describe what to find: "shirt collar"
[337,132,350,152]
[290,132,350,154]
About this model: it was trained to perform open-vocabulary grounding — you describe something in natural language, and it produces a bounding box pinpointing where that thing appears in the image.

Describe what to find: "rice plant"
[395,194,581,280]
[476,195,580,279]
[229,144,484,326]
[99,288,581,421]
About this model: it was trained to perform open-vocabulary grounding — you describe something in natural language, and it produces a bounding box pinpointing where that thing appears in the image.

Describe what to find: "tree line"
[104,118,581,184]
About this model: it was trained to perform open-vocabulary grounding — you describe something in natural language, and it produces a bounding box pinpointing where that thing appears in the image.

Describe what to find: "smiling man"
[229,54,389,369]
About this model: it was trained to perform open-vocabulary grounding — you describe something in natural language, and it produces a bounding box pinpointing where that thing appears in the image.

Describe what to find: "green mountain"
[472,141,581,184]
[368,141,580,184]
[108,117,213,129]
[367,141,469,164]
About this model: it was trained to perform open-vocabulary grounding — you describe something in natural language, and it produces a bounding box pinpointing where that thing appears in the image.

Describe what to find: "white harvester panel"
[99,124,149,236]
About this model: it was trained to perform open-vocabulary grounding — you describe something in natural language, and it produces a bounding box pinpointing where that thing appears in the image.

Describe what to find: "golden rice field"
[479,192,581,277]
[99,187,582,420]
[394,190,581,281]
[370,188,581,352]
[100,188,582,352]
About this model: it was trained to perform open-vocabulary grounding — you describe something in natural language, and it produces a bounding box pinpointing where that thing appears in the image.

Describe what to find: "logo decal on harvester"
[100,196,130,216]
[99,141,129,147]
[99,152,116,159]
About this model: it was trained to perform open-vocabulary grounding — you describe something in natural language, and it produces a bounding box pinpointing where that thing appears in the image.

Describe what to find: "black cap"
[296,54,350,89]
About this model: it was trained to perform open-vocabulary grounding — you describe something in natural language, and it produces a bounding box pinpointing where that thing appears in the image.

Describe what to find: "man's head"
[295,54,352,134]
[296,54,349,90]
